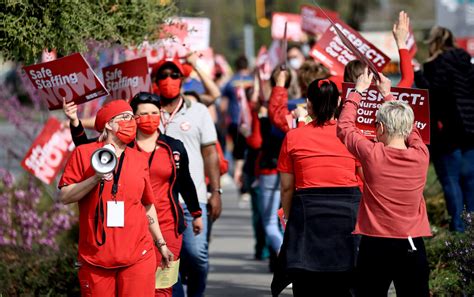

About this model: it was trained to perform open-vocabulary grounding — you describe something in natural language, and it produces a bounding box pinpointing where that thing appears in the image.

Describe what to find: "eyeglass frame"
[110,113,134,123]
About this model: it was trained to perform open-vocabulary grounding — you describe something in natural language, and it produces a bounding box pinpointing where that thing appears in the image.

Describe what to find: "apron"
[271,187,361,296]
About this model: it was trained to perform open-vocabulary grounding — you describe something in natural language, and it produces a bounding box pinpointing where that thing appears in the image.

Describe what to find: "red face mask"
[158,77,181,99]
[152,82,160,95]
[115,120,137,144]
[136,114,161,135]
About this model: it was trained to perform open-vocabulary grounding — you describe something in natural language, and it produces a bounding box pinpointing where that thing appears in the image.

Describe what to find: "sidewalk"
[206,180,292,297]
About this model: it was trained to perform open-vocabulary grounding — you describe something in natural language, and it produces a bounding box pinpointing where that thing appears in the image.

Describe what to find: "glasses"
[112,113,134,122]
[156,72,181,80]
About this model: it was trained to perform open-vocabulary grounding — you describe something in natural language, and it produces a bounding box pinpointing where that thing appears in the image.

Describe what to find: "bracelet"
[154,239,167,248]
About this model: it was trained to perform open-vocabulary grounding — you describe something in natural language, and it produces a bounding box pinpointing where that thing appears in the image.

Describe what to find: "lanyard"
[161,98,183,133]
[94,151,125,246]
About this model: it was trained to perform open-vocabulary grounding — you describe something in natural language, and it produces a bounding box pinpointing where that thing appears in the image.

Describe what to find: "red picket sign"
[300,5,339,35]
[23,53,108,110]
[271,13,304,42]
[102,57,151,101]
[341,83,430,144]
[310,20,391,77]
[21,117,75,184]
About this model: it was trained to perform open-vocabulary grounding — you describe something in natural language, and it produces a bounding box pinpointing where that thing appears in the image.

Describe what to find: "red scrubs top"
[59,141,155,268]
[143,146,175,232]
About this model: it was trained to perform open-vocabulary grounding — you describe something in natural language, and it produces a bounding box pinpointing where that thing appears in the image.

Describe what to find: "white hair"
[376,101,414,139]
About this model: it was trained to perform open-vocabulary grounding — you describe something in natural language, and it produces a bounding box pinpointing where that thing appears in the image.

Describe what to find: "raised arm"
[268,71,291,133]
[337,69,375,160]
[63,98,95,146]
[406,126,429,153]
[186,52,221,106]
[393,11,414,88]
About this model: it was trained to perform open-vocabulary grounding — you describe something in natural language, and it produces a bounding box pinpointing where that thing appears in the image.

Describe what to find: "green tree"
[1,0,177,64]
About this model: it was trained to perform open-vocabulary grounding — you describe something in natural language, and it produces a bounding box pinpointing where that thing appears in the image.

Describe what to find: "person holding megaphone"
[63,93,203,297]
[59,100,173,297]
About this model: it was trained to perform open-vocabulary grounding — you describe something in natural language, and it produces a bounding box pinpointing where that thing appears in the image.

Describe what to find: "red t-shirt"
[59,142,154,268]
[278,120,359,189]
[144,146,175,232]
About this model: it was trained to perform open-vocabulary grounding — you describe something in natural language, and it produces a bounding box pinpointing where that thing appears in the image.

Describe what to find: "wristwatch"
[211,188,223,195]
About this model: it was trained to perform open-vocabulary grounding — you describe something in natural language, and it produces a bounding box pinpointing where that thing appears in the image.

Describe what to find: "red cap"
[151,57,188,78]
[94,99,132,132]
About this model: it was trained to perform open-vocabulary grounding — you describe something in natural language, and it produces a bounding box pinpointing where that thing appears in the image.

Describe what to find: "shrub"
[445,212,474,295]
[0,168,80,295]
[0,244,80,296]
[0,168,77,249]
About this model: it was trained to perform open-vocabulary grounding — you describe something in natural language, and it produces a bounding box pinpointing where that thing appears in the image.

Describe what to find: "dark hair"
[129,92,161,113]
[270,66,292,88]
[287,44,302,53]
[344,60,366,83]
[307,79,340,126]
[234,55,249,71]
[183,90,201,103]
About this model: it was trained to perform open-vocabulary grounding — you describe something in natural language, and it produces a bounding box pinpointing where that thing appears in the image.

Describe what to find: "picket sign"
[102,57,151,101]
[342,83,430,144]
[23,53,108,110]
[21,118,75,184]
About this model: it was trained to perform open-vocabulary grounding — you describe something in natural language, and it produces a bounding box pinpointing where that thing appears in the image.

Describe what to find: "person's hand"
[158,245,174,269]
[293,105,308,121]
[393,11,410,50]
[376,73,392,97]
[355,67,373,93]
[95,172,113,182]
[186,52,199,68]
[276,70,288,88]
[63,98,79,127]
[207,192,222,222]
[192,217,204,235]
[412,58,421,72]
[259,106,268,117]
[233,167,243,188]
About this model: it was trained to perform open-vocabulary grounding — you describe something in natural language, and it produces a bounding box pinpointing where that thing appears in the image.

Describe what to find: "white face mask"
[289,58,302,70]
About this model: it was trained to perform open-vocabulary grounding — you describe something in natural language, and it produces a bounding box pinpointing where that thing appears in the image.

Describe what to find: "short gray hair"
[376,101,414,139]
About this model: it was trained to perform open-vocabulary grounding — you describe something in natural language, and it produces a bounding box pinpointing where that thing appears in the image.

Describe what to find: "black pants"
[356,236,430,297]
[291,269,353,297]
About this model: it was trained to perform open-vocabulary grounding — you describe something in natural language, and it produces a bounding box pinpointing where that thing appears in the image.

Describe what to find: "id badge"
[107,201,124,227]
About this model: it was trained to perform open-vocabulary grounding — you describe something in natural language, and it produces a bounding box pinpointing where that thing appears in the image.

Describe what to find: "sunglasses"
[135,92,161,102]
[156,72,181,80]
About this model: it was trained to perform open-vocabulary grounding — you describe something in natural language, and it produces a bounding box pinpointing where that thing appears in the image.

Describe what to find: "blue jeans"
[174,202,208,297]
[258,174,283,253]
[433,148,474,232]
